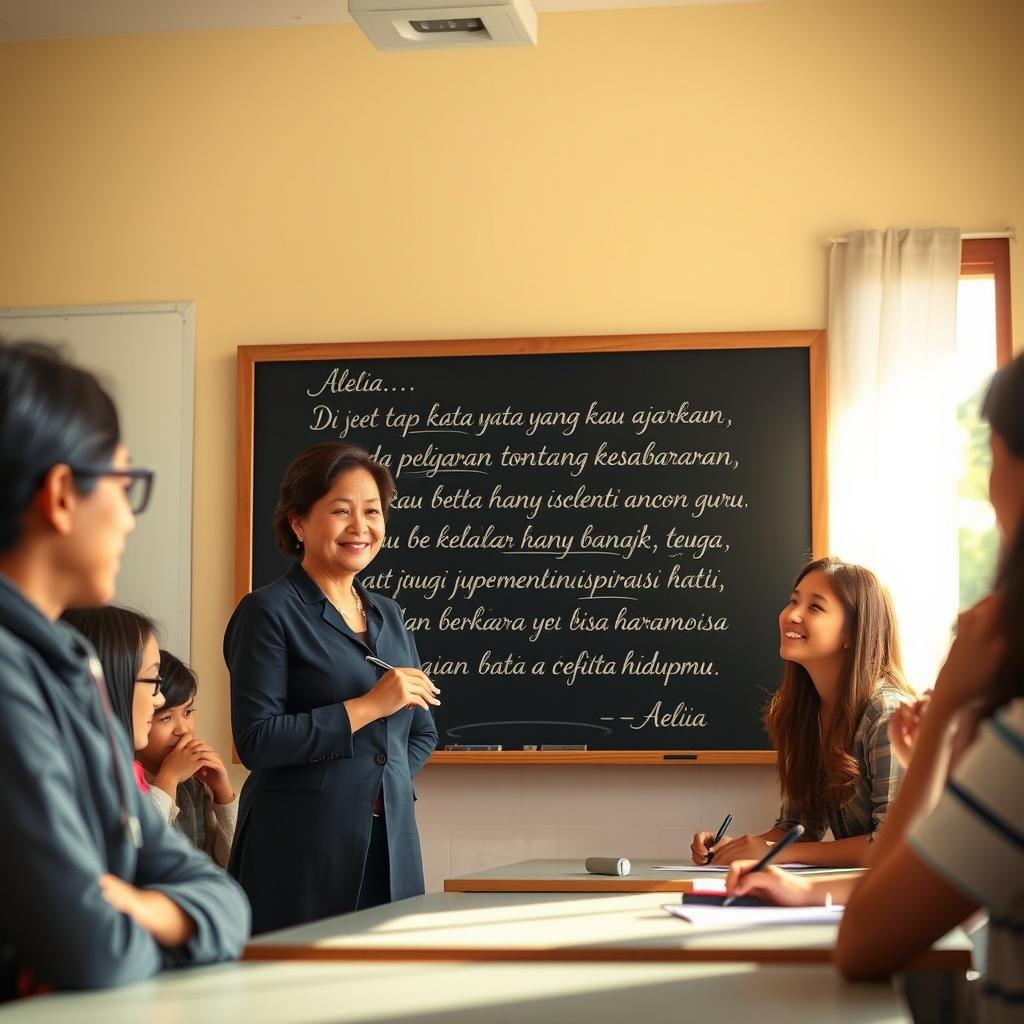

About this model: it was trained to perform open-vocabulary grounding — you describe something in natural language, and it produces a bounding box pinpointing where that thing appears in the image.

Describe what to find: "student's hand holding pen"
[706,833,774,865]
[723,861,816,907]
[690,813,733,865]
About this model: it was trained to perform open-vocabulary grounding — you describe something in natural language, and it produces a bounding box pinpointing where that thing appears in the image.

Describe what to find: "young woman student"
[0,339,249,997]
[726,354,1024,1020]
[692,557,914,867]
[61,605,164,794]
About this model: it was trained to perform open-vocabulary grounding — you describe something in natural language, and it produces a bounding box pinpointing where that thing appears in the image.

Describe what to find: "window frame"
[960,238,1013,366]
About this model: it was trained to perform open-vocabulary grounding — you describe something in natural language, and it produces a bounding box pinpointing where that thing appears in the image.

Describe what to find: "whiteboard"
[0,303,195,658]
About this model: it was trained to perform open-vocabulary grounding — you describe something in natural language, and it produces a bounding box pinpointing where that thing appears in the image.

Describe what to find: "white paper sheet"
[652,865,730,872]
[653,863,822,872]
[664,903,844,929]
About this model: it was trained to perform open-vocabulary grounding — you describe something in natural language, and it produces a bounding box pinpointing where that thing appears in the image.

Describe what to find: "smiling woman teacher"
[225,443,440,934]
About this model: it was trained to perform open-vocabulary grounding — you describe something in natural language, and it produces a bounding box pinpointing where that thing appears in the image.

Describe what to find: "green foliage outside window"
[957,380,999,609]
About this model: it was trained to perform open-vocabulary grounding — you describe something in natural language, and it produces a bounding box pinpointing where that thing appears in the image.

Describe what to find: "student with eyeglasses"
[0,339,249,999]
[61,606,166,794]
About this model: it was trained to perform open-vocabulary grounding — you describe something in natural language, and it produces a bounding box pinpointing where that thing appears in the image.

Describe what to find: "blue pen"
[705,813,733,864]
[722,823,805,906]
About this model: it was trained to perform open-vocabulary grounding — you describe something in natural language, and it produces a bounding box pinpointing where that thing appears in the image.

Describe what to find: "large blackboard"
[237,332,826,764]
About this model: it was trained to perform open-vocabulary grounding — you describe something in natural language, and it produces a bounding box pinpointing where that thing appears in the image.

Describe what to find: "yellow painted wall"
[0,0,1021,778]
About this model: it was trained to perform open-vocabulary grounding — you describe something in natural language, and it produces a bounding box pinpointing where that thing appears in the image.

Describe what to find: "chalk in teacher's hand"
[585,857,631,876]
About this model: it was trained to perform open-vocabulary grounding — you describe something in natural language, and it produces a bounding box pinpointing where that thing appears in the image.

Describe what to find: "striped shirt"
[911,697,1024,1024]
[775,686,907,841]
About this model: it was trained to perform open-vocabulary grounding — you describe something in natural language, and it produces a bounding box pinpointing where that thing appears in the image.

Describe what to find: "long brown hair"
[765,557,913,820]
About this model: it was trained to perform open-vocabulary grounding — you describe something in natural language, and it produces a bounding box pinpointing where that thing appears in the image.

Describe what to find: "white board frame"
[0,302,195,658]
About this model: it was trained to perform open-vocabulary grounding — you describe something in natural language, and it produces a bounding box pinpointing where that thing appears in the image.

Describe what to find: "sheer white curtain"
[827,228,962,691]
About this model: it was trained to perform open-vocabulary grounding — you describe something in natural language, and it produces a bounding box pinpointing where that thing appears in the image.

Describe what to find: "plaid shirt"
[775,686,908,841]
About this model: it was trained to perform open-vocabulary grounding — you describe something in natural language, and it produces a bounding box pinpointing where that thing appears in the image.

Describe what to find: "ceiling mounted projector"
[349,0,537,50]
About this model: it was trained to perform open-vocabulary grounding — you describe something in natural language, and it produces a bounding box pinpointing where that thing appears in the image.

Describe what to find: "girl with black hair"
[138,651,238,867]
[0,339,248,998]
[61,605,163,793]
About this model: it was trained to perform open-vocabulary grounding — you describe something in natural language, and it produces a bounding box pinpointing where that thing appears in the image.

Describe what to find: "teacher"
[225,442,440,934]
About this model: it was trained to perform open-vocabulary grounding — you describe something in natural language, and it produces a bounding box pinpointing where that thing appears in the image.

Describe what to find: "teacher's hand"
[368,667,441,717]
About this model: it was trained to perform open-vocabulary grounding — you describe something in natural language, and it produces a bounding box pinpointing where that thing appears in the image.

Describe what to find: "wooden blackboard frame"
[236,329,827,766]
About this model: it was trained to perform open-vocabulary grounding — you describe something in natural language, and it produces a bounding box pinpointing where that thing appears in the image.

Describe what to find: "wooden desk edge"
[427,750,776,766]
[444,879,697,893]
[243,944,968,971]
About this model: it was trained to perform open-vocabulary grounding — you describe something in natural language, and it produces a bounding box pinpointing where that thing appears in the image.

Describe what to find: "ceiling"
[0,0,763,41]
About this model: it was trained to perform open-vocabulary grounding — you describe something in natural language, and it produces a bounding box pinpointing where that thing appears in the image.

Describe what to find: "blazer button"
[375,752,387,766]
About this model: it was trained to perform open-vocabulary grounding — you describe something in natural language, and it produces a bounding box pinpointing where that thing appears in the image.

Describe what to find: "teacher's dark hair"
[0,338,121,553]
[273,442,396,557]
[62,606,158,746]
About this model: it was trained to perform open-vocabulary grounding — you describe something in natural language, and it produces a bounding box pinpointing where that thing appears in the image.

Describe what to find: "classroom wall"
[1,0,1020,892]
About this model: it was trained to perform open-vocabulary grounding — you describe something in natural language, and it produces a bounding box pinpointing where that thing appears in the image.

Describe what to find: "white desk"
[0,960,912,1023]
[245,890,970,970]
[444,857,860,893]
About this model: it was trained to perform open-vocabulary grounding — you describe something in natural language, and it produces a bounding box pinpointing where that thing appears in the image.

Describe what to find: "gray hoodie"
[0,574,250,997]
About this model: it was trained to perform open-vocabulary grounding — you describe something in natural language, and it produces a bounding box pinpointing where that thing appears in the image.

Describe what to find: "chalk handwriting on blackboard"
[249,343,815,750]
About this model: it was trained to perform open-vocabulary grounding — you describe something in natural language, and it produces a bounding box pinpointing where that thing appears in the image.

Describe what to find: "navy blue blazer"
[225,562,437,934]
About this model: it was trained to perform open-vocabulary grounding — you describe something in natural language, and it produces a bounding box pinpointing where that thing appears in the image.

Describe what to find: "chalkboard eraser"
[540,744,588,750]
[663,754,698,761]
[444,744,503,751]
[585,857,631,876]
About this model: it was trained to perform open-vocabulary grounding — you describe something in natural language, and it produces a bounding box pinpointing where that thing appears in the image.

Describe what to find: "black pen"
[722,823,805,906]
[705,813,734,864]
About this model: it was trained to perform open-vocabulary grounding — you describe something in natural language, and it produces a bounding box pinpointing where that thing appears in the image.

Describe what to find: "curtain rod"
[828,228,1015,246]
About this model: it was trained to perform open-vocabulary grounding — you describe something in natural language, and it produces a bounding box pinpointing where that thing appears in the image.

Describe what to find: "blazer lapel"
[288,561,372,653]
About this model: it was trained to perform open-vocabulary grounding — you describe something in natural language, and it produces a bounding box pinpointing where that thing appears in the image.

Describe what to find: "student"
[692,557,914,867]
[831,354,1024,1014]
[726,355,1024,1021]
[61,605,164,793]
[0,339,249,997]
[138,651,237,868]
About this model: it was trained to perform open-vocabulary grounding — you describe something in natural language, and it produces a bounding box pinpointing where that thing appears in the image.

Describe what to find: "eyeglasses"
[135,676,162,697]
[66,465,155,515]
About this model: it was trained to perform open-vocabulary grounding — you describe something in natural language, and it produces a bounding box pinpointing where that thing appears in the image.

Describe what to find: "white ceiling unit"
[348,0,537,50]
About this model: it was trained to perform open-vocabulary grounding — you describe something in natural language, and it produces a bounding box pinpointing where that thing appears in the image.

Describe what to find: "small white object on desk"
[585,857,631,876]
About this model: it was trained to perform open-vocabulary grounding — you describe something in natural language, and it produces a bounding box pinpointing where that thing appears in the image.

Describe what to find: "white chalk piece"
[584,857,631,876]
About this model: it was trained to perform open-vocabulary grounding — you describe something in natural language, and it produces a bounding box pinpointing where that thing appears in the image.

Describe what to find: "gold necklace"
[334,587,364,623]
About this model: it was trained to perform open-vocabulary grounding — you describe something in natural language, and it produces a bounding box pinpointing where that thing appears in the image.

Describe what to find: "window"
[956,238,1012,608]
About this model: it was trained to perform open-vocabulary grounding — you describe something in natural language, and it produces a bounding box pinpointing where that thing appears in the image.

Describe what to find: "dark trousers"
[356,813,391,911]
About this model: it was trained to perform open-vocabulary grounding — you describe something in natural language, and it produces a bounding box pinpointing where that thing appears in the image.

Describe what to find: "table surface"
[443,858,862,893]
[0,960,912,1024]
[246,889,971,971]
